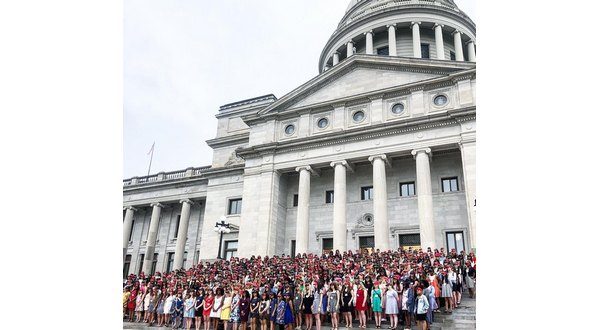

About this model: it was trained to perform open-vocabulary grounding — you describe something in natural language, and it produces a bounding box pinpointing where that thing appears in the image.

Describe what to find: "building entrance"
[359,236,375,254]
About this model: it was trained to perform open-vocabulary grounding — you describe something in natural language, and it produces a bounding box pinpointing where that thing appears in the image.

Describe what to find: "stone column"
[143,202,163,275]
[387,24,397,56]
[460,141,476,250]
[411,148,436,249]
[295,166,314,255]
[368,154,390,251]
[453,30,464,61]
[347,40,354,57]
[173,199,193,270]
[333,52,340,66]
[365,30,374,55]
[467,40,476,62]
[123,206,137,261]
[434,23,445,60]
[412,22,422,58]
[330,160,353,252]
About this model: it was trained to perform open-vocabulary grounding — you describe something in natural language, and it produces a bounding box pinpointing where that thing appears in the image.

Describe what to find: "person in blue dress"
[268,292,277,330]
[274,292,287,330]
[283,293,295,330]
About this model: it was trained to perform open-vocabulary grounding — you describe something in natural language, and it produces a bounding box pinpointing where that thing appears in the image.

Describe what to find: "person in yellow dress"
[221,290,233,330]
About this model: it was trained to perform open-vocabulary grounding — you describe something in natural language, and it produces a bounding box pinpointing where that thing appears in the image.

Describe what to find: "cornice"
[236,106,475,159]
[205,132,250,149]
[123,176,208,193]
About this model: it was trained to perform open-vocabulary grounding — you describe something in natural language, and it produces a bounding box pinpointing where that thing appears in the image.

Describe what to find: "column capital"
[411,21,421,27]
[386,23,397,28]
[330,160,355,173]
[333,51,340,55]
[150,202,164,208]
[433,23,444,29]
[466,39,476,45]
[364,30,373,35]
[452,29,462,35]
[124,206,138,212]
[411,147,432,159]
[295,165,320,177]
[180,199,194,205]
[368,154,391,167]
[346,39,354,45]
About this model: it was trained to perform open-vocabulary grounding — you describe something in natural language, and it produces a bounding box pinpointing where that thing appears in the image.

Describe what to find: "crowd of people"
[123,247,476,330]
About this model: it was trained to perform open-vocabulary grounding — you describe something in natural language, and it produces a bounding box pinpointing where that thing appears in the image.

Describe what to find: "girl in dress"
[274,293,286,330]
[355,283,367,329]
[320,287,328,327]
[268,292,277,330]
[294,289,303,330]
[441,276,453,313]
[221,290,233,330]
[230,289,241,330]
[302,287,314,330]
[311,286,322,330]
[284,294,295,330]
[241,291,251,330]
[370,282,382,329]
[259,292,271,330]
[211,288,224,330]
[156,292,165,327]
[384,285,399,330]
[135,290,145,322]
[148,288,158,326]
[144,288,152,323]
[250,291,260,330]
[195,289,204,330]
[340,285,353,328]
[202,290,214,330]
[184,293,196,330]
[327,283,340,330]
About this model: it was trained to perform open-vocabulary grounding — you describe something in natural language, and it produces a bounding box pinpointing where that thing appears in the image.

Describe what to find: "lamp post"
[213,216,231,259]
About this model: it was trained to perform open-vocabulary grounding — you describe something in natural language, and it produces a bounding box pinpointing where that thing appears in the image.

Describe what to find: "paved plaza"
[124,297,475,330]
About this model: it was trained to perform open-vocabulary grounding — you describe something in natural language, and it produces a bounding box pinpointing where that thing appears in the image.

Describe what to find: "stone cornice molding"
[205,132,250,149]
[295,165,321,177]
[411,147,432,160]
[368,154,392,167]
[315,230,334,241]
[330,160,355,173]
[237,107,475,159]
[179,199,194,205]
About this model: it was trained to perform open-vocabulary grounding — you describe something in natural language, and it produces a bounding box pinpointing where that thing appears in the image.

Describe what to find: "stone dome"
[320,0,476,73]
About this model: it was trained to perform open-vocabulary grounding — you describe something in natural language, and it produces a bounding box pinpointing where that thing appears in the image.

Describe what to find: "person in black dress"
[302,288,314,330]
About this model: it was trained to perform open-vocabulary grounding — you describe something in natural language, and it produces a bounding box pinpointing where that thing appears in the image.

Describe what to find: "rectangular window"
[400,182,416,197]
[173,215,181,238]
[446,231,465,254]
[224,241,238,260]
[361,186,374,200]
[325,190,334,204]
[442,177,459,192]
[137,254,145,275]
[290,240,296,258]
[322,238,333,254]
[293,194,298,207]
[450,51,456,60]
[359,236,375,252]
[150,253,158,274]
[228,198,242,215]
[421,43,430,59]
[166,252,175,272]
[123,254,132,279]
[128,220,135,242]
[399,234,421,251]
[377,46,389,56]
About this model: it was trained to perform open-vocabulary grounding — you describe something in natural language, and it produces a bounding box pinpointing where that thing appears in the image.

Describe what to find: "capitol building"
[123,0,476,277]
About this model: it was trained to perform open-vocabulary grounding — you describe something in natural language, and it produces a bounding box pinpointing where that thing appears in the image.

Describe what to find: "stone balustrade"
[123,166,211,187]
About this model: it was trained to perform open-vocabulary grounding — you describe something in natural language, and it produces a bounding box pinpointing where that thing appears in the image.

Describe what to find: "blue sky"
[124,0,476,178]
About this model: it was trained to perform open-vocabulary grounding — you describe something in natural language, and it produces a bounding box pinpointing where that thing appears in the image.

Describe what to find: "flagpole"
[147,142,155,176]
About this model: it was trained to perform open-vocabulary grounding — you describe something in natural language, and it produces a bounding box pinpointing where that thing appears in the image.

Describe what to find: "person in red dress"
[355,282,368,329]
[202,290,214,330]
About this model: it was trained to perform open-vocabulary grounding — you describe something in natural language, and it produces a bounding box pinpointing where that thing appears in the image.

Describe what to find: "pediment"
[258,55,474,116]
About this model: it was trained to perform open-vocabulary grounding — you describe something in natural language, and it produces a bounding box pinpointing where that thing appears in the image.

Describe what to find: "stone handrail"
[123,166,211,187]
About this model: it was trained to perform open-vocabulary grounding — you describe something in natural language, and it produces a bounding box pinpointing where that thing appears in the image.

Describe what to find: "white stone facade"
[123,0,476,276]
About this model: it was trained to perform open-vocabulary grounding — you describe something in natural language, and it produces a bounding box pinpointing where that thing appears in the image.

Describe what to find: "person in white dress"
[211,288,224,330]
[384,286,399,329]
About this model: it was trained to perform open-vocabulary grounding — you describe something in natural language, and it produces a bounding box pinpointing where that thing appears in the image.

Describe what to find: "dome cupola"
[319,0,476,73]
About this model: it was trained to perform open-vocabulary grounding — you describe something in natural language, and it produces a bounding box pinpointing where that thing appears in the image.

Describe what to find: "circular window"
[317,118,329,129]
[433,95,448,106]
[391,103,405,115]
[284,124,295,135]
[352,111,365,123]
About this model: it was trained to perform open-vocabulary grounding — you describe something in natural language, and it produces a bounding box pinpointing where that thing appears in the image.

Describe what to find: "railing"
[123,166,212,187]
